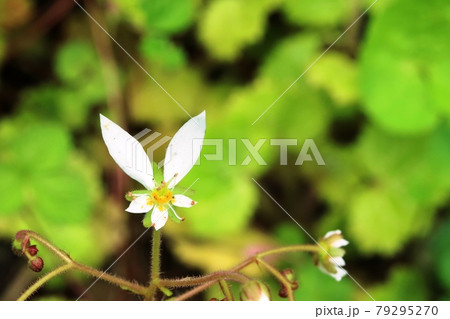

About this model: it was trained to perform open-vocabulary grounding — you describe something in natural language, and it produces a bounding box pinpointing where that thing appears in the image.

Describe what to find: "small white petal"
[318,263,347,282]
[332,238,349,248]
[172,194,197,208]
[163,111,206,188]
[331,257,346,267]
[324,229,341,239]
[330,267,347,281]
[125,196,153,214]
[100,114,155,190]
[151,206,169,230]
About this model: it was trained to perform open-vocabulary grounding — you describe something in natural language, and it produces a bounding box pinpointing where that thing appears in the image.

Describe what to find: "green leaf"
[294,262,354,301]
[274,223,306,246]
[348,187,424,255]
[369,268,429,300]
[12,122,72,173]
[282,0,353,27]
[357,126,450,207]
[307,52,359,106]
[55,40,106,104]
[140,36,186,69]
[129,66,207,124]
[360,0,450,133]
[19,85,93,129]
[31,169,92,224]
[180,162,258,238]
[198,0,281,61]
[0,166,24,215]
[274,85,331,141]
[55,40,97,84]
[111,0,195,34]
[260,33,321,87]
[140,0,195,33]
[430,217,450,291]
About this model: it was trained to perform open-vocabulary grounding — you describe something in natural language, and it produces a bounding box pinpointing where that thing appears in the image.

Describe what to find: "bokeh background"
[0,0,449,301]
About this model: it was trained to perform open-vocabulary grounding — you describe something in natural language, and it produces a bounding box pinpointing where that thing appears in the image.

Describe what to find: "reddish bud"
[15,231,27,242]
[278,269,299,298]
[27,245,39,256]
[279,286,289,298]
[28,257,44,272]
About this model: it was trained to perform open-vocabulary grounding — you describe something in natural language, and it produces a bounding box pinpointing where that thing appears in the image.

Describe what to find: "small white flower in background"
[99,111,206,231]
[314,229,349,281]
[240,281,272,301]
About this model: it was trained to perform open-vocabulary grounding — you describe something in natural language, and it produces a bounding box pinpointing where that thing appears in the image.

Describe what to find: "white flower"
[99,111,206,230]
[315,230,349,281]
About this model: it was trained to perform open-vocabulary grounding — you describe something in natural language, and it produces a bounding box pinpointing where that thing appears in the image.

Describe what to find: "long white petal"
[125,196,153,213]
[100,114,155,190]
[151,206,169,230]
[172,194,197,208]
[163,111,205,188]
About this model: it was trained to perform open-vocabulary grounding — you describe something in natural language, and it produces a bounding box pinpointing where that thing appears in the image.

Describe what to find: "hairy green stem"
[145,229,162,300]
[173,281,217,301]
[257,258,294,301]
[16,230,71,263]
[16,230,147,299]
[219,280,233,301]
[17,230,319,301]
[257,244,319,259]
[72,262,146,295]
[160,271,249,288]
[151,229,161,282]
[17,264,73,301]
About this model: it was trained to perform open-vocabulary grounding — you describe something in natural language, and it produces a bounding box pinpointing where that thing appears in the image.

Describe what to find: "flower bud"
[28,257,44,272]
[278,268,299,298]
[278,286,288,298]
[240,281,271,301]
[27,245,39,256]
[12,233,30,255]
[15,230,27,242]
[281,269,297,287]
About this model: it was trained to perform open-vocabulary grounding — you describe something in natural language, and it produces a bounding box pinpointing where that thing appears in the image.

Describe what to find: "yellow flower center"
[151,187,173,206]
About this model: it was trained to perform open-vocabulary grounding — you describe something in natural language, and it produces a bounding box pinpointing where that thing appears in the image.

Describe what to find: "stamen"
[164,173,179,188]
[169,206,183,221]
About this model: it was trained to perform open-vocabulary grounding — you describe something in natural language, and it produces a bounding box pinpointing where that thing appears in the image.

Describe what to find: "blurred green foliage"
[0,0,449,300]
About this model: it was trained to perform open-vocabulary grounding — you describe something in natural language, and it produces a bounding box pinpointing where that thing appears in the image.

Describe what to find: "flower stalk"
[15,229,347,301]
[218,280,233,301]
